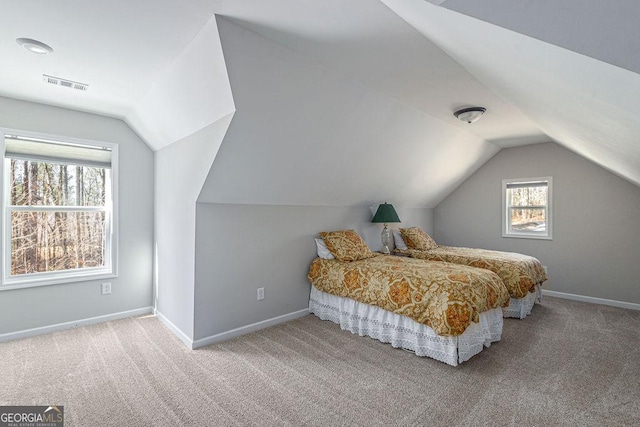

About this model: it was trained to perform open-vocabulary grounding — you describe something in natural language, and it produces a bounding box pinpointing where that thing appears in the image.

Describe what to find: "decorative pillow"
[318,230,375,262]
[399,227,437,251]
[314,238,335,260]
[392,230,408,250]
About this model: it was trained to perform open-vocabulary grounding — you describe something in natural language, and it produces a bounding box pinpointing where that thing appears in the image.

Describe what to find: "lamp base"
[380,224,391,254]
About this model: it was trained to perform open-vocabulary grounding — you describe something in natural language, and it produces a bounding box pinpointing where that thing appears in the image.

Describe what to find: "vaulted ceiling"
[385,0,640,186]
[2,0,639,197]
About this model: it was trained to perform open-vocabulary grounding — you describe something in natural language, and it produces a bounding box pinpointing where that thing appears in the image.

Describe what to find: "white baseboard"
[542,290,640,311]
[154,310,194,349]
[192,308,310,350]
[0,307,153,344]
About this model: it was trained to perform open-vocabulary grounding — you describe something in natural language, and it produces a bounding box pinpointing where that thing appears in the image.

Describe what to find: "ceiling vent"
[42,74,88,92]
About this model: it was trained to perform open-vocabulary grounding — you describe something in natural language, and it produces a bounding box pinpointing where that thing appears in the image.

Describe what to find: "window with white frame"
[502,177,552,240]
[1,130,117,288]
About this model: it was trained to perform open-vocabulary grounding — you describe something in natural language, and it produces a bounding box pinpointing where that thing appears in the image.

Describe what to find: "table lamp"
[372,203,401,254]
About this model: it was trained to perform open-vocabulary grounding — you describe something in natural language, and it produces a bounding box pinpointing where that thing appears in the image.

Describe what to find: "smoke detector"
[43,75,88,92]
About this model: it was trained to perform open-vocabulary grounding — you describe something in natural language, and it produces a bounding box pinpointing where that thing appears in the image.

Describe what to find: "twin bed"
[307,228,547,366]
[393,229,547,319]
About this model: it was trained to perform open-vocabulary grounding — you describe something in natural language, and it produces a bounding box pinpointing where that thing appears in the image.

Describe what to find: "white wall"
[0,96,154,335]
[434,142,640,304]
[194,203,432,341]
[154,114,233,342]
[189,18,464,343]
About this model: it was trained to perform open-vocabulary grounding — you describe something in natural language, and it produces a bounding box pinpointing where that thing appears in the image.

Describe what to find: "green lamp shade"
[372,203,401,223]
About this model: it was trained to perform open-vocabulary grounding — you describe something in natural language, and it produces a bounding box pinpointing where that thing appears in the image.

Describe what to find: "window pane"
[508,186,547,207]
[9,159,106,207]
[509,208,546,232]
[10,211,106,275]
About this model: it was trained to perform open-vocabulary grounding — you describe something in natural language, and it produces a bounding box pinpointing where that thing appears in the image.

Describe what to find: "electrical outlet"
[257,287,265,301]
[101,282,112,295]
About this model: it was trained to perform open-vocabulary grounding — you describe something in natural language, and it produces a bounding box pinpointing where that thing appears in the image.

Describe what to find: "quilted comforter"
[397,246,547,299]
[307,254,509,336]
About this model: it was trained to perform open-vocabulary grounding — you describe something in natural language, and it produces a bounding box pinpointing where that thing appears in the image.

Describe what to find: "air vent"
[42,74,88,92]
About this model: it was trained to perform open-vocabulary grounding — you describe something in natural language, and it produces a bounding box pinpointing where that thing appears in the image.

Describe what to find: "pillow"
[314,238,335,260]
[392,230,408,250]
[318,230,375,262]
[399,227,437,251]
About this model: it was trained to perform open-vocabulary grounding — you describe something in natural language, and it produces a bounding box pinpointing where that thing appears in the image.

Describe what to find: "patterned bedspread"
[307,254,509,337]
[397,246,547,299]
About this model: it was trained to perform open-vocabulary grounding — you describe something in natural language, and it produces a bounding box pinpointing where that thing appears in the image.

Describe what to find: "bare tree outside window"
[503,178,552,240]
[8,159,108,276]
[508,186,547,232]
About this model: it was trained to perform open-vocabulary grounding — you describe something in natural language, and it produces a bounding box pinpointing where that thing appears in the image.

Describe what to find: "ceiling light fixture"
[16,38,53,55]
[454,107,486,123]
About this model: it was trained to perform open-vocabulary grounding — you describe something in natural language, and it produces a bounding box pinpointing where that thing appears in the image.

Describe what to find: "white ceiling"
[214,0,546,147]
[1,0,546,150]
[1,0,215,118]
[198,16,501,208]
[384,0,640,186]
[2,0,640,187]
[438,0,640,76]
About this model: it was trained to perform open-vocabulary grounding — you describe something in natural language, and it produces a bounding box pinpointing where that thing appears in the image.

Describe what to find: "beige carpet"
[1,296,639,426]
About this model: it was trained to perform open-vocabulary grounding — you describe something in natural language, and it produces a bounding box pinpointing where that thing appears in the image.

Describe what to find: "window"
[502,177,552,240]
[1,129,117,289]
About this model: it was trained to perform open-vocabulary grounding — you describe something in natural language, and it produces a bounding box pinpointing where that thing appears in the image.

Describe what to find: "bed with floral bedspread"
[396,246,547,300]
[308,254,509,337]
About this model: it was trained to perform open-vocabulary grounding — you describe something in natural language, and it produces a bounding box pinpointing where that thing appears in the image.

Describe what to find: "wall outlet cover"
[101,282,112,295]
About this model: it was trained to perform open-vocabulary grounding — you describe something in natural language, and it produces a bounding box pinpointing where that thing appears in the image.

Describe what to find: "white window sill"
[502,233,552,241]
[1,270,116,291]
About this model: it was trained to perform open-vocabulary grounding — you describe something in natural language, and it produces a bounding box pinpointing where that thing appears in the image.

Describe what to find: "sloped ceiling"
[1,0,225,149]
[383,0,640,186]
[438,0,640,76]
[2,0,640,198]
[127,15,235,150]
[212,0,546,148]
[198,17,499,208]
[1,0,544,151]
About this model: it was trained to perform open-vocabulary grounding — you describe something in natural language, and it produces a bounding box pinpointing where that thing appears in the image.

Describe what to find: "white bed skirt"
[502,284,543,319]
[309,286,503,366]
